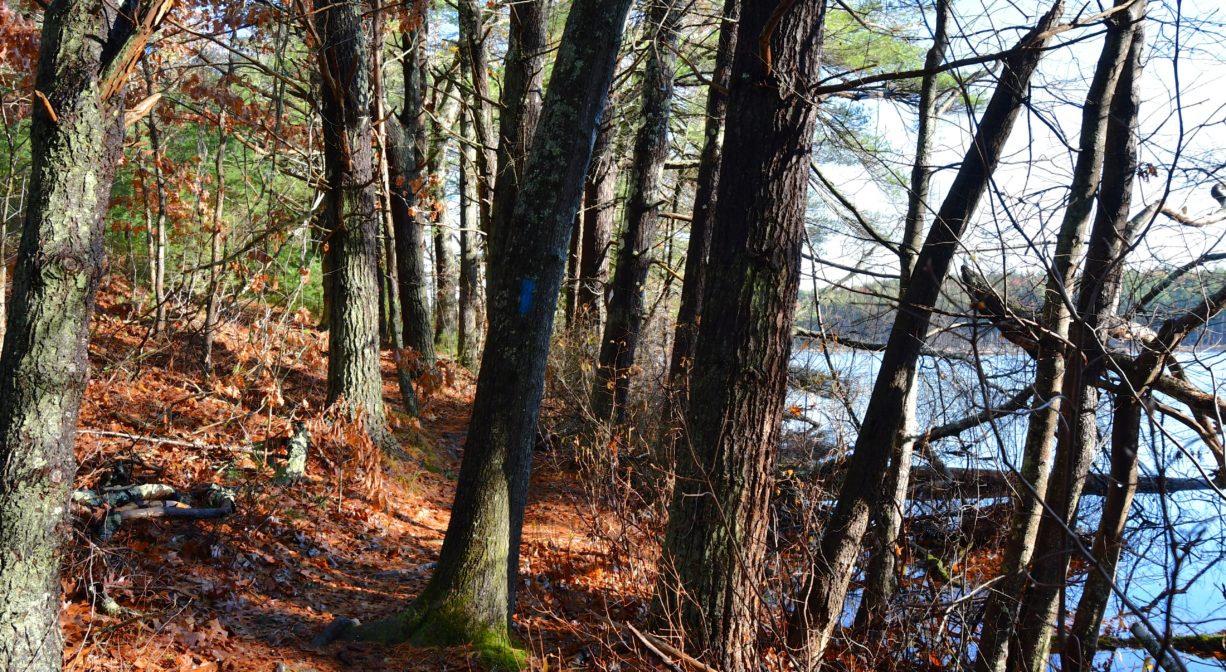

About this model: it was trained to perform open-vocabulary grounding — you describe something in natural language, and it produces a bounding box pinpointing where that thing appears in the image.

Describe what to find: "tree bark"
[973,4,1144,669]
[855,0,949,633]
[576,99,619,327]
[456,0,496,242]
[488,0,547,275]
[458,100,483,368]
[0,1,172,668]
[430,86,460,350]
[340,0,634,657]
[203,111,227,371]
[314,0,390,447]
[593,0,684,422]
[651,1,827,668]
[785,4,1063,663]
[1014,12,1148,667]
[660,0,739,441]
[388,7,436,366]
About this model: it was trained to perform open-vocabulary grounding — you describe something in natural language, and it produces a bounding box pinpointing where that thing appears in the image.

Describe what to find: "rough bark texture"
[973,4,1143,669]
[388,10,437,366]
[661,0,739,437]
[345,0,634,657]
[785,4,1063,663]
[488,0,547,274]
[576,100,619,327]
[593,0,683,422]
[0,1,167,667]
[315,0,390,447]
[651,2,827,669]
[1014,11,1146,668]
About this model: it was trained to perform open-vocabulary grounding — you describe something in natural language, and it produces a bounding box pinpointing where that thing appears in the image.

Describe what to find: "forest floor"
[62,282,661,672]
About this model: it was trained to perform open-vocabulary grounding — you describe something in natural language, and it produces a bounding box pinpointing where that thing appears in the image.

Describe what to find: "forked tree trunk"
[593,0,683,422]
[661,0,739,440]
[651,1,827,669]
[785,4,1064,664]
[576,99,619,328]
[1014,10,1147,668]
[973,3,1144,668]
[338,0,634,659]
[0,1,173,668]
[314,0,390,447]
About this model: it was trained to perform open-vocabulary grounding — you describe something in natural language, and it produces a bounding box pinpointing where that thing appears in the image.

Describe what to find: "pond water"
[788,347,1226,670]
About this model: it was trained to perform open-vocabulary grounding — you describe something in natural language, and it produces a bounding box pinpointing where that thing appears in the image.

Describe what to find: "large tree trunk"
[855,0,949,633]
[576,100,618,328]
[650,2,827,669]
[1013,10,1147,668]
[0,2,172,668]
[785,5,1064,663]
[973,3,1144,669]
[388,8,436,367]
[338,0,634,658]
[592,0,683,422]
[488,0,547,273]
[457,101,483,368]
[660,0,739,440]
[314,0,390,447]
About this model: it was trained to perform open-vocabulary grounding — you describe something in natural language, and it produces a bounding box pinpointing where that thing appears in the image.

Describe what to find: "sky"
[810,0,1226,287]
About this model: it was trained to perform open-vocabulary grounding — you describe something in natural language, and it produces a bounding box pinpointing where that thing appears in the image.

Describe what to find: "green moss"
[345,598,528,671]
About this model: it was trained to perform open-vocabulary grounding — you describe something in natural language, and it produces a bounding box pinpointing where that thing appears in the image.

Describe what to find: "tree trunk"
[855,0,948,633]
[141,58,168,335]
[660,0,739,440]
[458,101,483,368]
[340,1,634,660]
[456,0,496,243]
[1065,281,1226,672]
[593,0,683,423]
[203,111,227,371]
[1014,11,1147,668]
[387,6,436,366]
[785,4,1063,663]
[488,0,547,274]
[0,2,171,668]
[373,6,421,418]
[576,99,619,328]
[650,2,827,669]
[973,3,1144,669]
[430,89,460,350]
[314,0,390,447]
[565,212,582,327]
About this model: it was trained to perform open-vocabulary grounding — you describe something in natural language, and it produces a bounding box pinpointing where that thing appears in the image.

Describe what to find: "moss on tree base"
[332,597,527,671]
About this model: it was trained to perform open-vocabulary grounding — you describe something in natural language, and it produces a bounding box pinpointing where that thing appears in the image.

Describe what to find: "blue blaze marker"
[518,277,536,315]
